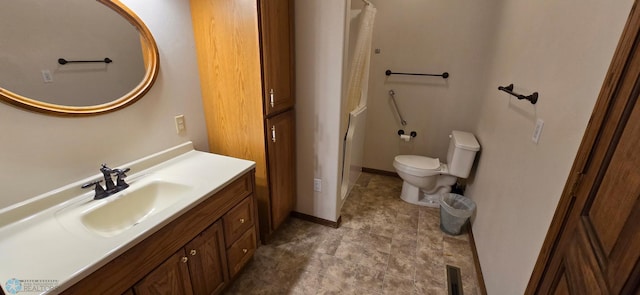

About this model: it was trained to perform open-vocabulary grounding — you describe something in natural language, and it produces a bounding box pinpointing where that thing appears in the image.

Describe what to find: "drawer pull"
[190,249,197,256]
[181,256,188,263]
[242,248,248,254]
[240,218,245,224]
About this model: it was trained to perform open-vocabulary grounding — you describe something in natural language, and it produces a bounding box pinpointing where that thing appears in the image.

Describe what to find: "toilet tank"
[446,130,480,178]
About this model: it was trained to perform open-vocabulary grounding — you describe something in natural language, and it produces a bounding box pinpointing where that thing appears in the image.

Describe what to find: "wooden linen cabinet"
[190,0,296,241]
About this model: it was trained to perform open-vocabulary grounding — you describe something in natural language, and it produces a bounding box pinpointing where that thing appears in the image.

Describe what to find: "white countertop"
[0,142,255,294]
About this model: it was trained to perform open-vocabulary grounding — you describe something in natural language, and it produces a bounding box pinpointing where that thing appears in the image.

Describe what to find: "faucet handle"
[113,168,130,189]
[112,167,130,175]
[81,180,109,199]
[81,179,103,189]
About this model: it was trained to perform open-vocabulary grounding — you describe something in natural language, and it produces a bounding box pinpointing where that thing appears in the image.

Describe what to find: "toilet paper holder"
[398,129,417,137]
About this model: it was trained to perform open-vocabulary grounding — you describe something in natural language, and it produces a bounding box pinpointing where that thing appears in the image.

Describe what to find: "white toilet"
[393,130,480,207]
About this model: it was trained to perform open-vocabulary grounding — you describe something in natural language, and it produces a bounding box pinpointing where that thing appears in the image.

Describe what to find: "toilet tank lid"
[452,130,480,151]
[395,155,441,170]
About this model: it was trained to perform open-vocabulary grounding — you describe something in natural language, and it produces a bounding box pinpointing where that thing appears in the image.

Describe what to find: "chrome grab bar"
[389,89,407,126]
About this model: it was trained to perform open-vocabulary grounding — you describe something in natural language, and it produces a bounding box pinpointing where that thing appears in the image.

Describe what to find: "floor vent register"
[446,265,464,295]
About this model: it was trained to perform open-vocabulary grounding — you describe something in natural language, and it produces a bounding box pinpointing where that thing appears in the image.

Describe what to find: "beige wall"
[295,0,348,222]
[0,0,208,210]
[351,0,633,293]
[362,0,502,170]
[465,1,633,294]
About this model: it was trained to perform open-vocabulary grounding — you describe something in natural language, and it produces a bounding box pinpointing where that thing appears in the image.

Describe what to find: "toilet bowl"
[393,131,480,207]
[393,156,457,207]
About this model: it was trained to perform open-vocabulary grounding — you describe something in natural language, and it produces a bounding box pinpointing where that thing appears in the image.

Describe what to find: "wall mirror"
[0,0,159,116]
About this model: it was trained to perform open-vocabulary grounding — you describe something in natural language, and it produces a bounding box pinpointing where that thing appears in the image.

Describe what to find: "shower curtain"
[344,3,376,112]
[341,3,376,202]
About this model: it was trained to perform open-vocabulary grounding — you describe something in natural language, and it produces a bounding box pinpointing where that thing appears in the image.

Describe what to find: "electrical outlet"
[313,178,322,192]
[174,115,185,134]
[532,118,544,144]
[41,70,53,83]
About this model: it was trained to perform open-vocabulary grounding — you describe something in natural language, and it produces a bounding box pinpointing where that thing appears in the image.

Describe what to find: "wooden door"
[527,2,640,294]
[134,250,193,295]
[266,110,296,230]
[260,0,294,116]
[185,221,229,295]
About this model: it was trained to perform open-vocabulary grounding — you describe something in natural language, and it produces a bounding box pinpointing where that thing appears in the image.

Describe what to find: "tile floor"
[224,172,480,295]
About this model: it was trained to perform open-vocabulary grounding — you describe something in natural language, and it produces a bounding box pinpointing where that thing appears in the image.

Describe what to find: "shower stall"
[340,0,376,204]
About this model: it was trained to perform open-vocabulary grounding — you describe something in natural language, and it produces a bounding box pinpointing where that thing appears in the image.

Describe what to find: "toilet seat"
[393,155,442,177]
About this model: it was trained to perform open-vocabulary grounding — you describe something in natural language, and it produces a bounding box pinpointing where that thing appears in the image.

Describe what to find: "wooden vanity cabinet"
[61,171,259,295]
[190,0,296,242]
[134,221,228,295]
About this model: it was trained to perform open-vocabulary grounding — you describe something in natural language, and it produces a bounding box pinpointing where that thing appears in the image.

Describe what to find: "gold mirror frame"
[0,0,159,116]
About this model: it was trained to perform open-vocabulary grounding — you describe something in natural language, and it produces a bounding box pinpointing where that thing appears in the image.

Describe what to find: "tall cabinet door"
[185,221,229,295]
[260,0,294,116]
[266,110,296,229]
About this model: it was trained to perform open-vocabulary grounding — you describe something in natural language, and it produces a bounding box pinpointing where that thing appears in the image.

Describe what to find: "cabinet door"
[134,250,193,295]
[266,110,296,230]
[260,0,294,116]
[185,221,229,295]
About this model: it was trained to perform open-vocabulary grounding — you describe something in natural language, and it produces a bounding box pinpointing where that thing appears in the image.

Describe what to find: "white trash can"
[439,193,476,235]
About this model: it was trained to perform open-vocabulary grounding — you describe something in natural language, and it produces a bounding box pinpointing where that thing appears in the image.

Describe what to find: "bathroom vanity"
[65,170,257,295]
[0,142,258,295]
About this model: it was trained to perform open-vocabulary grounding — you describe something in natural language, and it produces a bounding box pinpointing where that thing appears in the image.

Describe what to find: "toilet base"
[400,181,452,208]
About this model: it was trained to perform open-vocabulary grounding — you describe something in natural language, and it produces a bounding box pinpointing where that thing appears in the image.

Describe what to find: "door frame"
[526,1,640,293]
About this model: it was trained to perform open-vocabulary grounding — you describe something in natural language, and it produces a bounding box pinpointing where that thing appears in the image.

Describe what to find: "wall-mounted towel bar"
[498,84,538,104]
[58,58,112,65]
[385,69,449,79]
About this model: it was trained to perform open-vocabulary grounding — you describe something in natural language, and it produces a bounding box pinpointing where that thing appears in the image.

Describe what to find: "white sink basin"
[56,179,193,238]
[81,181,192,237]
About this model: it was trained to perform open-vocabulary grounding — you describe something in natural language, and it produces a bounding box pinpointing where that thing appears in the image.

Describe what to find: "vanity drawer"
[226,226,257,277]
[223,196,255,246]
[216,173,253,207]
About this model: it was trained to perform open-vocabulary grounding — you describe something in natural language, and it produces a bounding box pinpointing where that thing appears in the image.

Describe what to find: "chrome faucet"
[81,164,130,200]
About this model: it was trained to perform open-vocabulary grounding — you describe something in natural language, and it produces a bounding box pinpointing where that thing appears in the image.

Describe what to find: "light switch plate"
[313,178,322,192]
[174,115,185,134]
